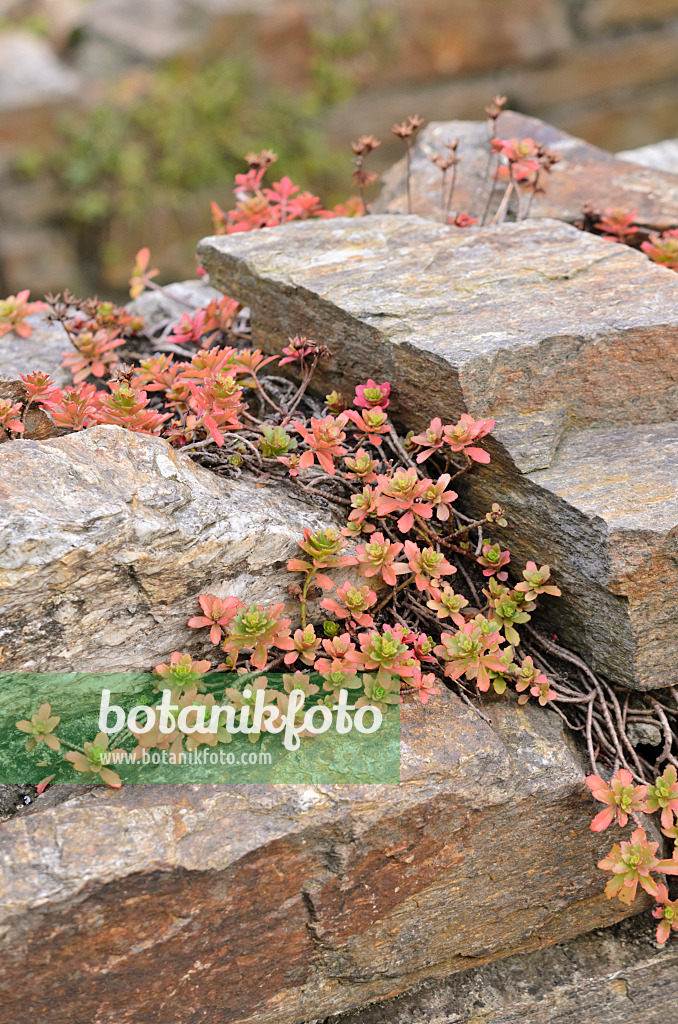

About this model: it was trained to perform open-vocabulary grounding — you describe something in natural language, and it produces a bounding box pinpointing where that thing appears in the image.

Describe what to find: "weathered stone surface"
[0,425,348,672]
[0,689,652,1024]
[0,312,76,441]
[198,215,678,688]
[376,113,678,231]
[0,312,71,387]
[319,914,678,1024]
[619,137,678,175]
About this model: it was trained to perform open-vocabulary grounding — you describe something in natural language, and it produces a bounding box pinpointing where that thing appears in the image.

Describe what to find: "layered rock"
[319,914,678,1024]
[0,689,652,1024]
[198,214,678,688]
[375,112,678,230]
[0,425,348,672]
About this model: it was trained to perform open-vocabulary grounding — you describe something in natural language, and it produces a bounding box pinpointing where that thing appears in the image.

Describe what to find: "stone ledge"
[318,914,678,1024]
[0,426,347,672]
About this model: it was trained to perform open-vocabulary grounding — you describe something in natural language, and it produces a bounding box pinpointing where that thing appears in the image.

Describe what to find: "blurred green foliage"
[17,56,350,228]
[12,7,398,289]
[17,3,399,228]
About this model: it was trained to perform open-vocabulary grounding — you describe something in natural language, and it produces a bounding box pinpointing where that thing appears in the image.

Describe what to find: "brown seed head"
[351,134,381,156]
[485,95,507,120]
[245,149,278,171]
[392,114,424,139]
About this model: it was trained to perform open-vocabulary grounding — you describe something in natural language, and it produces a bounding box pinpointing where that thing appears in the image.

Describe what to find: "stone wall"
[2,0,678,294]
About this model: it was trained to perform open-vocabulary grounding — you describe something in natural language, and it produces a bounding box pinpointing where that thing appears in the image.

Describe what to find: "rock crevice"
[198,214,678,688]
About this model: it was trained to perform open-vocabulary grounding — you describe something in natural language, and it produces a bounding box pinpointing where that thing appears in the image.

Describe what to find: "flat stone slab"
[376,112,678,230]
[0,425,345,672]
[198,215,678,688]
[320,915,678,1024]
[0,689,647,1024]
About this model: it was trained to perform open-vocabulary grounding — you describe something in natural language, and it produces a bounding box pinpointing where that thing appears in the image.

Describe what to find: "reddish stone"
[0,690,649,1024]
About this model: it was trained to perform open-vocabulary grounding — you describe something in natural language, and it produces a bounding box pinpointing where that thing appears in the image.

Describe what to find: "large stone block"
[0,425,346,672]
[376,112,678,231]
[198,215,678,688]
[0,689,650,1024]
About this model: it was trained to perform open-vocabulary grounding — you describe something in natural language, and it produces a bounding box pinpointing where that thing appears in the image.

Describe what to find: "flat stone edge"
[317,914,678,1024]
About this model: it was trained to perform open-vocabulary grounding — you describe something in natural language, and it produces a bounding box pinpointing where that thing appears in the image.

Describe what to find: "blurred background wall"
[1,0,677,297]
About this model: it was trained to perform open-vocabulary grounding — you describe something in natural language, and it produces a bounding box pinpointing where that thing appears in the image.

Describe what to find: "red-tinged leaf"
[314,572,335,590]
[36,774,56,795]
[287,557,312,572]
[466,446,491,463]
[590,806,617,832]
[204,414,225,447]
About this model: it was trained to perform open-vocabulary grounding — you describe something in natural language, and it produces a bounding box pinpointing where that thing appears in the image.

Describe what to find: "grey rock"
[126,276,224,331]
[0,30,80,110]
[627,721,664,748]
[318,914,678,1024]
[467,421,678,689]
[198,214,678,689]
[0,312,72,386]
[0,689,653,1024]
[618,138,678,175]
[0,425,349,672]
